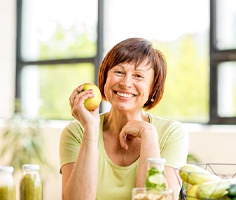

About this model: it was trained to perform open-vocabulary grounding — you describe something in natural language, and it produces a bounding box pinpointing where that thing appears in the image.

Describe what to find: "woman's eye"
[114,70,124,75]
[134,74,144,79]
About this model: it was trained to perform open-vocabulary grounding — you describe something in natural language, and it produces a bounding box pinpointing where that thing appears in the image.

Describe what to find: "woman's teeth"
[117,92,134,98]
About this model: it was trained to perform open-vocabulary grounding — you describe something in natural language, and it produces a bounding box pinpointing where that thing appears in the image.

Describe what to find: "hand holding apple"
[82,83,102,111]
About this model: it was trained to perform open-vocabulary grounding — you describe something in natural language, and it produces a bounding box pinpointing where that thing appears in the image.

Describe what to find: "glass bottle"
[145,158,168,191]
[20,164,42,200]
[0,166,16,200]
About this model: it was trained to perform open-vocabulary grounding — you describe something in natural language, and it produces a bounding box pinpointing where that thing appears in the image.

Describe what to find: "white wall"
[187,125,236,164]
[0,0,15,119]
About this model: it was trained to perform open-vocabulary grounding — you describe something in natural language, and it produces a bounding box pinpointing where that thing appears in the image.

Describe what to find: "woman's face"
[104,60,154,112]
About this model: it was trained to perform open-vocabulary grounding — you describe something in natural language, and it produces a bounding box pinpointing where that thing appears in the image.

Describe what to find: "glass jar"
[20,164,42,200]
[0,166,16,200]
[145,158,168,191]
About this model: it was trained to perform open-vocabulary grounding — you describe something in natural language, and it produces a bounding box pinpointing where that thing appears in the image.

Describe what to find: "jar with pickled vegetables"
[145,158,168,191]
[0,166,16,200]
[20,164,42,200]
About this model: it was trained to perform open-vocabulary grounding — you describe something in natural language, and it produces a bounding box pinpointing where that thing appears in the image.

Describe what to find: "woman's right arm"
[61,86,100,200]
[61,126,99,200]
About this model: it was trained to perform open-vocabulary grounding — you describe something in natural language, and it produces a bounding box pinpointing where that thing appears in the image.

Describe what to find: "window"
[16,0,210,122]
[16,0,235,124]
[210,0,236,124]
[16,0,100,120]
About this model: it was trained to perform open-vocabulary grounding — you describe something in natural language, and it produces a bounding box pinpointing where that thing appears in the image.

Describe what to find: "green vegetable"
[0,185,15,200]
[20,173,42,200]
[228,184,236,199]
[145,166,167,191]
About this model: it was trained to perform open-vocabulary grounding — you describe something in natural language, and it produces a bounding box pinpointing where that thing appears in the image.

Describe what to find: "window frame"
[209,0,236,124]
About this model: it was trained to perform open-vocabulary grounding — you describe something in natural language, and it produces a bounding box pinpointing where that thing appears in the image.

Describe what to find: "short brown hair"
[98,38,167,110]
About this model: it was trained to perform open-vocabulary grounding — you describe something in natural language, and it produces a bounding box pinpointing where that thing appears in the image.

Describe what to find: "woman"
[59,38,189,200]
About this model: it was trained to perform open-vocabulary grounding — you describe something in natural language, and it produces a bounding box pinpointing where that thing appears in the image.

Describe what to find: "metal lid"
[23,164,40,171]
[0,166,14,173]
[147,158,166,164]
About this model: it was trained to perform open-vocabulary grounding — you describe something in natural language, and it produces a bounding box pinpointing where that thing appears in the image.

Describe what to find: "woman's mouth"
[116,91,135,98]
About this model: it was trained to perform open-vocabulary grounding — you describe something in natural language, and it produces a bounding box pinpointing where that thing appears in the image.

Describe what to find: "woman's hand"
[69,85,100,129]
[119,120,157,150]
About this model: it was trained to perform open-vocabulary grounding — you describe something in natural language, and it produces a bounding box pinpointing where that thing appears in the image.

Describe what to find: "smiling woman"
[99,38,167,110]
[104,62,154,111]
[59,38,189,200]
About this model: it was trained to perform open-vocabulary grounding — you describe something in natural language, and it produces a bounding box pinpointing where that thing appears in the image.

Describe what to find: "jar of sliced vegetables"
[145,158,168,191]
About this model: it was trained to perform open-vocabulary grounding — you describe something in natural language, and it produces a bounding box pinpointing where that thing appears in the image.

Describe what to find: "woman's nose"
[119,74,132,88]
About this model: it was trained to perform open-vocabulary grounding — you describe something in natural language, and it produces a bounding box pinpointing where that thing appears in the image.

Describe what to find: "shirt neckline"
[99,113,140,169]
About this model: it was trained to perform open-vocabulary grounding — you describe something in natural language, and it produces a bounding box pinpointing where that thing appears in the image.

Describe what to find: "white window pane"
[218,62,236,117]
[216,0,236,50]
[21,64,95,119]
[104,0,209,50]
[21,0,97,61]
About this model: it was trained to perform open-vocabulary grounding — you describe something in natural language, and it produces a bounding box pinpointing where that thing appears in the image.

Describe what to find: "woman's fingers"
[119,121,157,150]
[69,85,83,107]
[68,85,97,122]
[71,92,94,115]
[119,123,137,150]
[69,85,96,108]
[119,129,128,150]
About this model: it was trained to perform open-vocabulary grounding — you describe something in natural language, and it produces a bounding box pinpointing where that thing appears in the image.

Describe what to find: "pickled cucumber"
[0,185,15,200]
[20,173,42,200]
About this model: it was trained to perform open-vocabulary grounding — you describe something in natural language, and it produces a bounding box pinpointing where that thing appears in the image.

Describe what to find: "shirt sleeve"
[59,121,84,173]
[159,121,189,168]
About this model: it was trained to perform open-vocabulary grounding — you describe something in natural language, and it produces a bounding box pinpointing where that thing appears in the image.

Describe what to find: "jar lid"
[23,164,40,171]
[147,158,166,164]
[0,166,14,173]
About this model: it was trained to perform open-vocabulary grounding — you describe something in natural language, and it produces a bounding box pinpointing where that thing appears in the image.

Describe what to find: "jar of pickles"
[0,166,16,200]
[20,164,42,200]
[145,158,168,191]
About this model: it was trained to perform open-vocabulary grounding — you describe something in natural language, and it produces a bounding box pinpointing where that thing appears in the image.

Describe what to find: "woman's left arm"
[119,121,161,187]
[119,120,187,200]
[165,166,182,200]
[135,128,161,187]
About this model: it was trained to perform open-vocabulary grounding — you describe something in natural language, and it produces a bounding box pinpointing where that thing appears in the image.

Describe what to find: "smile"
[116,92,135,98]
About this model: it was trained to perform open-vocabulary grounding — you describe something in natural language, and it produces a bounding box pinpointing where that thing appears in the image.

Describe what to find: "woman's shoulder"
[64,120,83,131]
[60,120,84,142]
[147,112,188,139]
[147,112,186,134]
[61,113,106,142]
[147,112,181,126]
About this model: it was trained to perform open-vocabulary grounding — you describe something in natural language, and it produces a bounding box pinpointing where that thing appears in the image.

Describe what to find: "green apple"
[82,83,102,111]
